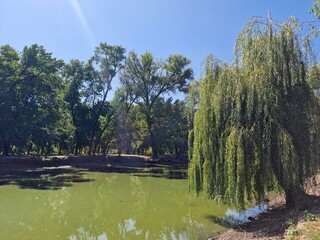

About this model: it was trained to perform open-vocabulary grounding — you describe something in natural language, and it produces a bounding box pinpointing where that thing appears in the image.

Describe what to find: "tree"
[112,96,189,157]
[86,43,126,155]
[189,17,320,209]
[112,87,136,156]
[63,59,88,155]
[120,51,193,158]
[149,98,189,157]
[0,45,21,154]
[0,44,64,155]
[186,80,200,160]
[127,105,149,155]
[311,0,320,19]
[308,65,320,96]
[63,43,125,155]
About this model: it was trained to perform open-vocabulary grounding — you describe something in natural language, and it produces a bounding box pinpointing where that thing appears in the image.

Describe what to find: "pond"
[0,170,231,240]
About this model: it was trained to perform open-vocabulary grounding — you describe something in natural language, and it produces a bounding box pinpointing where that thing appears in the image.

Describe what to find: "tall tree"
[189,17,320,209]
[152,98,189,157]
[0,45,21,154]
[0,44,63,155]
[64,43,125,155]
[63,59,88,155]
[120,51,193,158]
[112,87,136,156]
[186,80,200,160]
[87,43,126,155]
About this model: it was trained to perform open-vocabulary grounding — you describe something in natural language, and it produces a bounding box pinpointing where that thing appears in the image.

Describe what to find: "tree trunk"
[92,139,100,156]
[284,187,307,209]
[74,130,80,156]
[3,143,10,156]
[174,144,179,156]
[88,133,94,156]
[149,131,158,159]
[58,143,62,155]
[285,189,296,209]
[74,146,78,156]
[146,114,158,159]
[27,143,32,155]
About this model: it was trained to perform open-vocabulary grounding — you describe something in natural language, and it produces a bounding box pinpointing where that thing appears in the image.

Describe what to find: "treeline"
[0,43,193,157]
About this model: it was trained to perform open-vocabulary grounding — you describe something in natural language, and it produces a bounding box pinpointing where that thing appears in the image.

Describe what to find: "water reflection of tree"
[2,173,229,239]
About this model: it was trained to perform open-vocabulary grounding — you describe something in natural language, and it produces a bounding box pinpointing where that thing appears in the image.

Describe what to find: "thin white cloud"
[69,0,96,47]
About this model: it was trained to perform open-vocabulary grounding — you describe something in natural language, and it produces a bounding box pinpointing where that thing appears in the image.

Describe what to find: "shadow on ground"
[0,155,188,190]
[0,168,94,190]
[43,155,189,180]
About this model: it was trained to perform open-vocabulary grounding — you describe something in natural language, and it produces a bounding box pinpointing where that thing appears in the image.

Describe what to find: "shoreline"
[214,176,320,240]
[1,155,319,239]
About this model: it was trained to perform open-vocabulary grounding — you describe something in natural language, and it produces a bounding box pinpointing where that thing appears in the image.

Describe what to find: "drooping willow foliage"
[189,17,320,209]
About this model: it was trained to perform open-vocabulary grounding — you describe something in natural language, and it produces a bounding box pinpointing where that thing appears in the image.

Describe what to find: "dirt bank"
[214,175,320,240]
[0,154,187,172]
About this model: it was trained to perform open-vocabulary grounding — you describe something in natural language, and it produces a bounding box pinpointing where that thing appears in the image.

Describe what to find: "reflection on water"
[0,172,228,240]
[222,205,268,225]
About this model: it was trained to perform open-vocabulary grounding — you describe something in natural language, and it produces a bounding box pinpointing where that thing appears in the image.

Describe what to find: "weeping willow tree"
[189,17,320,209]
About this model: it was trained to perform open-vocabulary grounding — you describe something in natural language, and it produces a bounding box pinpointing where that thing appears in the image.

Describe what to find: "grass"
[285,210,319,240]
[302,221,320,240]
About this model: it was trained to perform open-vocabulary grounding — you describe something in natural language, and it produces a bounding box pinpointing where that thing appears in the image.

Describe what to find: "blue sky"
[0,0,318,81]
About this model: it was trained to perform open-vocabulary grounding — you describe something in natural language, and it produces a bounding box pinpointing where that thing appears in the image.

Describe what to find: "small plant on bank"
[304,211,316,221]
[286,219,300,237]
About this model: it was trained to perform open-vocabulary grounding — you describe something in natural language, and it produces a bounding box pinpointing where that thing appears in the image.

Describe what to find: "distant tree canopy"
[0,44,64,155]
[0,43,193,157]
[119,51,193,158]
[63,43,126,155]
[189,17,320,209]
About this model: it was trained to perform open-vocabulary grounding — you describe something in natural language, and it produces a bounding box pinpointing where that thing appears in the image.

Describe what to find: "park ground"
[0,155,319,240]
[215,175,320,240]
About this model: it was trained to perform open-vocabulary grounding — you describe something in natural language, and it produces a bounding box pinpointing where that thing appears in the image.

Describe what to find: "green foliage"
[186,81,199,160]
[308,65,320,95]
[63,43,125,155]
[112,93,190,156]
[0,42,126,156]
[304,211,317,221]
[0,40,193,157]
[311,0,320,19]
[285,218,300,237]
[0,44,64,154]
[152,98,189,156]
[189,17,320,209]
[120,51,193,158]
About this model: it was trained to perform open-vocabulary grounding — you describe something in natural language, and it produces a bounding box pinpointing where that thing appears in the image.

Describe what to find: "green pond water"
[0,170,230,240]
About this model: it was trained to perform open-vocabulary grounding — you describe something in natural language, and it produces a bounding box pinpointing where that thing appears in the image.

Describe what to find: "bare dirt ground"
[0,154,188,190]
[0,154,187,174]
[214,175,320,240]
